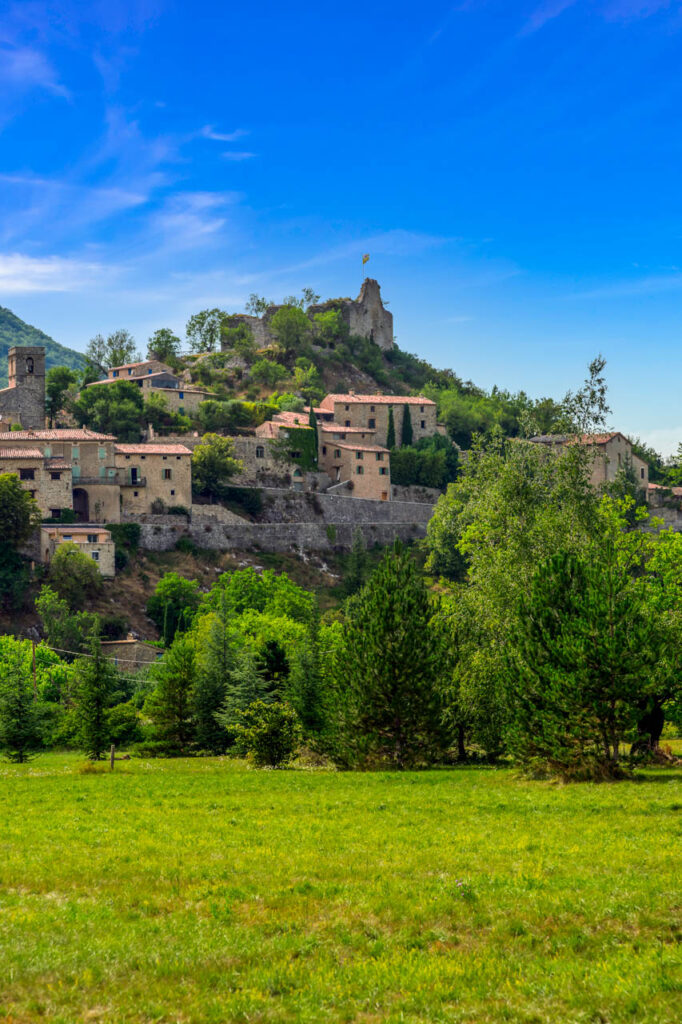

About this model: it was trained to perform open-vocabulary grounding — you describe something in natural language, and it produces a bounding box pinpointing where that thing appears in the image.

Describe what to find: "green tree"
[229,700,301,767]
[269,305,311,363]
[400,404,413,447]
[147,328,182,363]
[313,309,346,346]
[49,542,102,609]
[142,392,191,435]
[344,529,368,596]
[250,359,288,388]
[0,547,31,612]
[35,585,101,655]
[145,634,197,752]
[0,472,41,548]
[386,406,396,449]
[192,433,243,502]
[45,366,77,427]
[507,545,662,780]
[245,294,272,316]
[186,309,226,353]
[146,572,201,646]
[337,543,449,769]
[0,647,42,762]
[85,330,139,375]
[72,379,144,441]
[73,641,117,760]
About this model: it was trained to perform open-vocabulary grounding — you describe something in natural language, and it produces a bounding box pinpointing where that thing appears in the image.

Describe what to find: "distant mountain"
[0,306,86,386]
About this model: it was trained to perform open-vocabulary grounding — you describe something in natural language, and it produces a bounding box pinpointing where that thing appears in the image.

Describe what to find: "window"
[163,468,172,480]
[50,509,60,519]
[355,451,363,460]
[50,471,61,480]
[44,446,52,457]
[71,446,79,460]
[112,370,119,378]
[345,420,351,427]
[99,466,106,478]
[72,465,81,480]
[356,466,364,475]
[127,368,133,375]
[345,404,350,411]
[98,447,106,459]
[141,455,146,460]
[125,454,131,460]
[179,391,184,399]
[334,449,341,458]
[87,534,98,543]
[19,468,35,480]
[321,446,327,456]
[179,407,184,415]
[618,452,622,466]
[420,420,426,429]
[133,490,139,497]
[381,491,388,501]
[176,456,181,460]
[170,489,175,496]
[379,467,388,476]
[29,490,36,498]
[370,405,375,412]
[162,455,167,460]
[368,418,376,429]
[376,452,383,461]
[641,467,645,479]
[420,405,424,412]
[62,534,72,541]
[148,368,153,374]
[256,445,265,459]
[91,551,100,561]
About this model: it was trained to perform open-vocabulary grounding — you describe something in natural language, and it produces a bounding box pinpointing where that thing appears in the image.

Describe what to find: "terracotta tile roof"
[320,394,436,409]
[255,421,280,438]
[649,483,682,496]
[114,444,193,455]
[0,428,116,441]
[320,424,376,434]
[0,447,43,459]
[336,442,389,453]
[272,411,310,426]
[45,457,71,470]
[43,526,111,536]
[107,359,171,372]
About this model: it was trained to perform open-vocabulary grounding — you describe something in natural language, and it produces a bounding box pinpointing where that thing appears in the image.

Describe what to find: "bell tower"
[7,346,46,429]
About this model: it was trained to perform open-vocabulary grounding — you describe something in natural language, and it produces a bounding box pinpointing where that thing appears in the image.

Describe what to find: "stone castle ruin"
[222,278,394,353]
[0,346,46,430]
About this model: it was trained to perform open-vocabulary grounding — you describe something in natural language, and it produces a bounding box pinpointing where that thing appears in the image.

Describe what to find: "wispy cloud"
[572,271,682,299]
[0,43,70,98]
[520,0,577,36]
[222,150,256,161]
[521,0,674,34]
[202,125,248,142]
[0,252,105,293]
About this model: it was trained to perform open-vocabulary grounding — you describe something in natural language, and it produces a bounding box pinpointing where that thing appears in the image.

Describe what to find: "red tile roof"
[114,444,193,455]
[336,442,389,453]
[320,394,436,408]
[319,424,375,434]
[0,447,43,459]
[107,359,172,372]
[0,428,116,441]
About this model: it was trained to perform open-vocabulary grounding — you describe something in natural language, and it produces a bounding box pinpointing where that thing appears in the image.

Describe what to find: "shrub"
[232,700,301,767]
[49,542,103,609]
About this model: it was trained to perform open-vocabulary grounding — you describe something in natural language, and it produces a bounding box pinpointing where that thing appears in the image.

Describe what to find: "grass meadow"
[1,755,681,1023]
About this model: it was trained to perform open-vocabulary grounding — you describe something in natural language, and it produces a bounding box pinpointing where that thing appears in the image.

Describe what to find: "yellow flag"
[362,253,370,265]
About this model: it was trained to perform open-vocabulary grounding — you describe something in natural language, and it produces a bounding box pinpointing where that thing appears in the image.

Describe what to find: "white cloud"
[222,151,256,161]
[0,253,105,293]
[631,426,682,458]
[202,125,248,142]
[0,44,70,98]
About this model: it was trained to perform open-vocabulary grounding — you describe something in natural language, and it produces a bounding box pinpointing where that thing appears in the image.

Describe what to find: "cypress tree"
[0,648,42,763]
[338,542,449,768]
[400,404,413,447]
[74,640,117,760]
[386,406,396,449]
[308,404,319,465]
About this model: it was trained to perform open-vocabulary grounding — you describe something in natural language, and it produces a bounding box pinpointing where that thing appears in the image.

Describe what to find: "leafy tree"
[293,359,323,403]
[72,379,144,441]
[197,399,257,434]
[313,309,346,346]
[49,542,102,609]
[245,294,272,316]
[386,406,396,449]
[0,646,42,762]
[400,404,413,447]
[142,392,191,435]
[222,322,257,363]
[0,472,41,548]
[250,359,288,388]
[507,545,663,780]
[145,634,197,752]
[269,305,311,363]
[336,543,449,769]
[73,640,117,760]
[85,330,139,374]
[35,585,101,655]
[146,572,201,646]
[147,328,182,363]
[192,433,243,502]
[344,529,369,596]
[0,547,31,611]
[45,366,77,426]
[186,309,226,353]
[229,700,301,767]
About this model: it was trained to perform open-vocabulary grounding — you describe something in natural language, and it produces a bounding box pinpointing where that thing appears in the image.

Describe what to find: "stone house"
[319,441,391,500]
[0,346,46,430]
[529,432,649,490]
[107,359,174,379]
[40,525,115,577]
[115,443,193,514]
[90,367,213,416]
[0,446,73,517]
[100,636,163,671]
[316,393,438,448]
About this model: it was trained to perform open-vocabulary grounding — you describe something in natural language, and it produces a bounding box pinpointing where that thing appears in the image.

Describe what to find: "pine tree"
[308,404,319,464]
[400,404,413,447]
[338,542,449,768]
[145,634,197,752]
[0,648,42,763]
[344,529,369,596]
[74,640,117,760]
[386,406,396,449]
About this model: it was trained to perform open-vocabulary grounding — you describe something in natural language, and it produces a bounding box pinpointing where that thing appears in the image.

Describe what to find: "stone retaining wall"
[254,488,434,525]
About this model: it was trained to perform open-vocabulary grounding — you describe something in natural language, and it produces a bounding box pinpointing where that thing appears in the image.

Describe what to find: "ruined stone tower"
[0,346,46,429]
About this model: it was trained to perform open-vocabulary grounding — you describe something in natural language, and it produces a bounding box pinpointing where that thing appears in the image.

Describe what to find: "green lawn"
[1,755,681,1023]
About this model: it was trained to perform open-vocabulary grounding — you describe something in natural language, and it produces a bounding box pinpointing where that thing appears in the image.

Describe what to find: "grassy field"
[1,756,681,1023]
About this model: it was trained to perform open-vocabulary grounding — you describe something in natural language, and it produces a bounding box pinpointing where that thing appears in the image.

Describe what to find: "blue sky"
[2,1,682,452]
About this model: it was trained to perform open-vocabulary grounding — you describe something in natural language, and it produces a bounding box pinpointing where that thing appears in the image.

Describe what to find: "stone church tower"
[0,346,46,430]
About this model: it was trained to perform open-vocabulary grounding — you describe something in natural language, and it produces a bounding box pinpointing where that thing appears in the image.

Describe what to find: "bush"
[49,542,103,609]
[167,505,190,516]
[100,615,128,640]
[232,700,301,767]
[221,486,263,517]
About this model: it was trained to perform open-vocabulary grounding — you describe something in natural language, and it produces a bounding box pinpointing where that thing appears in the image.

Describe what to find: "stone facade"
[91,370,213,415]
[222,278,394,354]
[40,525,115,578]
[0,446,73,517]
[318,394,438,448]
[100,637,163,671]
[107,359,173,379]
[318,441,390,500]
[0,346,46,430]
[115,443,193,514]
[530,432,649,490]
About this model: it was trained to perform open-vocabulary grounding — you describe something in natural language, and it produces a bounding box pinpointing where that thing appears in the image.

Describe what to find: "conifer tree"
[0,648,42,763]
[344,529,369,596]
[73,640,117,760]
[400,404,413,447]
[308,404,319,464]
[145,635,197,752]
[386,406,396,449]
[337,542,449,768]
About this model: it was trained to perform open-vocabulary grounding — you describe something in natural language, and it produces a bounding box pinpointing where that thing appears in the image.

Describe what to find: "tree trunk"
[631,700,665,755]
[457,723,466,762]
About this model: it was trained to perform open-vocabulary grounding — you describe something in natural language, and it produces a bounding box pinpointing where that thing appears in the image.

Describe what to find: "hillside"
[0,306,85,386]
